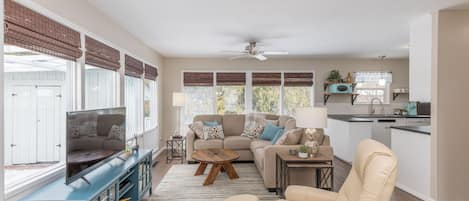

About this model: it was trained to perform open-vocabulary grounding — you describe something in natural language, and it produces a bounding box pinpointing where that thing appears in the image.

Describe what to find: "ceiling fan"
[222,42,288,61]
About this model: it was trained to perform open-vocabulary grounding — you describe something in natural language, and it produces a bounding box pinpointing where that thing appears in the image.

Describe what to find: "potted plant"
[298,145,309,158]
[326,70,343,83]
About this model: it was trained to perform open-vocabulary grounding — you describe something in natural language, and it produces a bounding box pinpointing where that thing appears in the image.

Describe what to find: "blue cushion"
[271,128,285,144]
[260,123,282,141]
[203,121,219,127]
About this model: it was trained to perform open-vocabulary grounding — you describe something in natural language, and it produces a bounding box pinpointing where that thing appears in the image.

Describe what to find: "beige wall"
[432,10,469,200]
[162,58,409,141]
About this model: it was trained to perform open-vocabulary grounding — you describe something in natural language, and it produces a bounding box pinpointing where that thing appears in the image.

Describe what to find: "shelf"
[323,93,359,105]
[323,82,356,91]
[392,92,408,101]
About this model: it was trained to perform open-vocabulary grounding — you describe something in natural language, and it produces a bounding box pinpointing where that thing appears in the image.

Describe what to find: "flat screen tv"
[66,107,126,184]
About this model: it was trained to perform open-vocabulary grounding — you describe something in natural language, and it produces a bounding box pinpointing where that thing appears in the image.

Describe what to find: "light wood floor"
[144,150,422,201]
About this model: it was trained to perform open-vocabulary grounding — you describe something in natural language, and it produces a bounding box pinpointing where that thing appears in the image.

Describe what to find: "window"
[125,76,143,139]
[85,65,117,109]
[144,79,157,130]
[183,86,215,125]
[217,86,245,114]
[252,86,281,113]
[3,45,73,190]
[284,86,312,115]
[354,72,392,104]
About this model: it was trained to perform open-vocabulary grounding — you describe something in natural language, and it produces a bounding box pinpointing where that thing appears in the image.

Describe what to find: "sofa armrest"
[263,144,302,188]
[186,130,196,161]
[285,185,338,201]
[262,145,334,188]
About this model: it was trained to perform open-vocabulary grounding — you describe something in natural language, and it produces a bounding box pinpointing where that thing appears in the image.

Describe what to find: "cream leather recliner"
[225,139,398,201]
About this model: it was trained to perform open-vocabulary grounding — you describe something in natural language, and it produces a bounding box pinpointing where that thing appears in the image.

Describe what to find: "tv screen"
[66,107,126,184]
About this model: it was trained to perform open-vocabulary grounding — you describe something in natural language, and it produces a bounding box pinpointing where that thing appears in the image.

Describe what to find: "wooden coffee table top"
[192,149,240,164]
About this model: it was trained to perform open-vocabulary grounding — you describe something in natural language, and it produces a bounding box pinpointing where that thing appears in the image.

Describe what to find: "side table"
[166,136,186,164]
[276,151,334,198]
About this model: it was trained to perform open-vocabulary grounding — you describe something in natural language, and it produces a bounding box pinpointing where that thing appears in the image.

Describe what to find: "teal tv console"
[20,149,153,201]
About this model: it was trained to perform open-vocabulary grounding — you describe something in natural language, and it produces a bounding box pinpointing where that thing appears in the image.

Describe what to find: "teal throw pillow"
[204,121,219,127]
[260,123,282,141]
[271,128,285,144]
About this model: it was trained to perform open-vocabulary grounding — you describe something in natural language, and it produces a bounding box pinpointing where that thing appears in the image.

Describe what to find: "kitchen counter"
[328,115,373,122]
[390,125,431,135]
[328,114,430,122]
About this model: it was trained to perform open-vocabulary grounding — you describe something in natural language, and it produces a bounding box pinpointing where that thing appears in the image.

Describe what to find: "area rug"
[150,163,280,201]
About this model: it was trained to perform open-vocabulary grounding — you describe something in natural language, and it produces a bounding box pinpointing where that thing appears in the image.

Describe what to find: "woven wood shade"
[144,64,158,80]
[85,36,120,70]
[184,72,214,86]
[125,54,143,78]
[216,72,246,86]
[252,73,281,86]
[284,72,314,86]
[4,0,82,60]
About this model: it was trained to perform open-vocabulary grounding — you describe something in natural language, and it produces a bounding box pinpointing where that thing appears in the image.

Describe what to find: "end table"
[276,152,334,198]
[166,136,186,164]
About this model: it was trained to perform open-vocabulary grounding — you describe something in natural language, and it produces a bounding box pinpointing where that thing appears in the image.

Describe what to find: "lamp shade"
[295,107,328,128]
[172,92,186,107]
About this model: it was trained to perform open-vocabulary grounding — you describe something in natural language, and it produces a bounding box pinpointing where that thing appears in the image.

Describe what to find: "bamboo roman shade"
[252,72,281,86]
[284,72,314,86]
[183,72,214,86]
[216,72,246,86]
[85,36,120,70]
[4,0,82,60]
[144,64,158,81]
[125,54,144,78]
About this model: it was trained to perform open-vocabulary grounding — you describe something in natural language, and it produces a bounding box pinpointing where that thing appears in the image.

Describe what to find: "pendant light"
[378,56,386,86]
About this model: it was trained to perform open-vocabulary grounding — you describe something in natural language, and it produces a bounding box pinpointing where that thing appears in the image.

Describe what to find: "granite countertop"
[328,114,431,123]
[390,125,431,135]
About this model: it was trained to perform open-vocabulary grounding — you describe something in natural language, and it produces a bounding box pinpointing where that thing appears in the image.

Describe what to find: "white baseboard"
[396,183,434,201]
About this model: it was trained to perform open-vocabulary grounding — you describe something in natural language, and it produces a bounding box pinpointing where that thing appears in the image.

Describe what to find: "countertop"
[391,125,431,135]
[328,114,431,123]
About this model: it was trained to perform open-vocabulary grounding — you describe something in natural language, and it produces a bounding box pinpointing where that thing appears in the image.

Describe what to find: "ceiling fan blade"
[254,54,267,61]
[221,50,248,54]
[229,54,250,60]
[261,51,289,55]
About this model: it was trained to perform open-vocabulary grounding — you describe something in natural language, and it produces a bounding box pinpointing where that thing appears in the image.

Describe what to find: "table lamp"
[172,92,186,137]
[295,107,328,156]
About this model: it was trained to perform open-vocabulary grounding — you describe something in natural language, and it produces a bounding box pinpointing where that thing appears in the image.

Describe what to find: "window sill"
[5,163,65,201]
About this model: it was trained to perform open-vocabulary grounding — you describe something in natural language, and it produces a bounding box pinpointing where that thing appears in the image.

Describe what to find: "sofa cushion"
[250,139,271,153]
[222,114,245,136]
[194,139,223,150]
[276,128,303,145]
[188,121,204,139]
[224,136,252,150]
[194,115,223,125]
[254,148,265,171]
[278,115,294,128]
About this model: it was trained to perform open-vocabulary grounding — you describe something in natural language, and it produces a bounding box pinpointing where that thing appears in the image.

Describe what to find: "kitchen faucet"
[369,97,384,115]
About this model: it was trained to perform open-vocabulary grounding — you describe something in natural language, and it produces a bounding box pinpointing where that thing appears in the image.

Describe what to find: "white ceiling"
[89,0,469,59]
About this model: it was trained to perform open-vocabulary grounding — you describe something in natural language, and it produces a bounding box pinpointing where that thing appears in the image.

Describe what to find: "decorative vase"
[298,152,308,158]
[305,141,319,157]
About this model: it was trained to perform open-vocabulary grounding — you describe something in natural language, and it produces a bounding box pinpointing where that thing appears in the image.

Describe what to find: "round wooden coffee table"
[191,149,240,185]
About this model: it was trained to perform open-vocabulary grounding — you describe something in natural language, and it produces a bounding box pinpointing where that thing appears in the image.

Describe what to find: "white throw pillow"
[188,121,204,139]
[241,113,265,139]
[203,125,224,140]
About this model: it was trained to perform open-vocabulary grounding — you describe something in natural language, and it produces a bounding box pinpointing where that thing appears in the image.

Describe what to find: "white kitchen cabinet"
[326,118,372,163]
[371,118,406,147]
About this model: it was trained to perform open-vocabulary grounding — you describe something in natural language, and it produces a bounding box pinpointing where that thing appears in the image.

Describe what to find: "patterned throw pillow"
[203,125,224,140]
[241,113,265,139]
[276,128,304,145]
[188,121,205,139]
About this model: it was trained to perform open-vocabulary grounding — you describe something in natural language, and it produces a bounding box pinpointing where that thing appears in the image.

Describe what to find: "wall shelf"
[392,92,408,101]
[324,93,360,105]
[323,82,359,105]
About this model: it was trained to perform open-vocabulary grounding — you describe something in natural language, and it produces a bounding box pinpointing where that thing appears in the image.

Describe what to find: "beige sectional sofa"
[186,114,332,190]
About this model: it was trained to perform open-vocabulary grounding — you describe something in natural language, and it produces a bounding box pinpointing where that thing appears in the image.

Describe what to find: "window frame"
[144,78,158,131]
[180,70,316,118]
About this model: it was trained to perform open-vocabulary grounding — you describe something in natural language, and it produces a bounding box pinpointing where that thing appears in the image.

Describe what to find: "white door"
[10,86,38,164]
[36,86,63,162]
